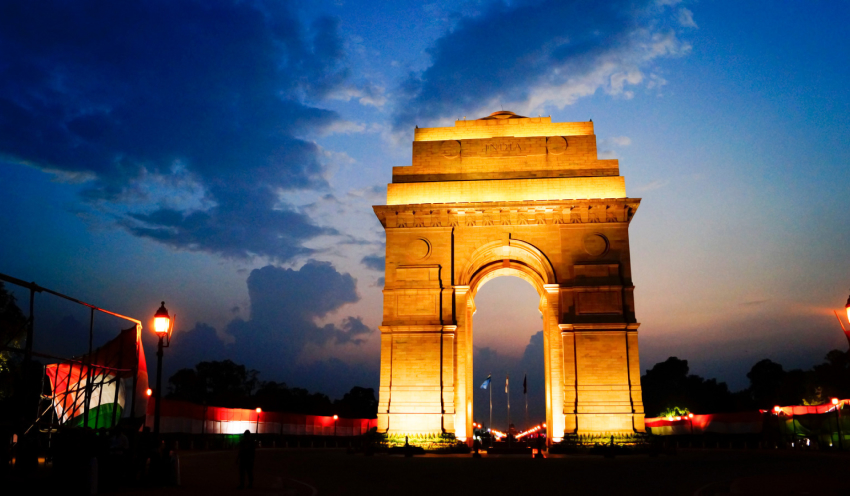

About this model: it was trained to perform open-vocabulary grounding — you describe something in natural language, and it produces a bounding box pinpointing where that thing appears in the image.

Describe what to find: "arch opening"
[470,275,547,440]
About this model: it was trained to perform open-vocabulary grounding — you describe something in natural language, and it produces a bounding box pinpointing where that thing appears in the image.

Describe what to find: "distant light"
[146,388,152,397]
[832,398,839,406]
[773,406,781,413]
[256,407,262,413]
[333,414,339,420]
[688,413,694,419]
[542,423,546,428]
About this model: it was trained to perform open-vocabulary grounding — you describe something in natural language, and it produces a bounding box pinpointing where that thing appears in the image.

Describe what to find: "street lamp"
[152,302,173,436]
[832,398,843,450]
[333,414,338,436]
[256,407,262,434]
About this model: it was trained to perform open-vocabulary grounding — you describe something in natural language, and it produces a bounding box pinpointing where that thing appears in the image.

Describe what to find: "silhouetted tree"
[812,350,850,400]
[253,381,333,415]
[167,359,258,407]
[641,357,735,416]
[333,386,378,419]
[746,359,785,408]
[0,282,27,401]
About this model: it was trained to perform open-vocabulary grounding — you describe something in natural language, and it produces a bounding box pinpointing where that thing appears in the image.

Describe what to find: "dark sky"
[1,0,849,411]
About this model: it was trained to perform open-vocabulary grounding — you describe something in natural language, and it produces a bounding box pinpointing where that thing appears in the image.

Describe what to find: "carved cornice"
[373,199,641,228]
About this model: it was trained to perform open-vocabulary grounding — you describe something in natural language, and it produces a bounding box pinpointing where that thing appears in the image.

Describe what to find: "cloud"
[0,0,356,262]
[740,299,769,307]
[601,136,633,147]
[634,179,670,192]
[225,261,372,370]
[162,320,378,398]
[678,8,698,28]
[124,189,334,261]
[393,0,692,130]
[322,120,368,135]
[361,255,385,272]
[327,83,388,108]
[166,322,230,370]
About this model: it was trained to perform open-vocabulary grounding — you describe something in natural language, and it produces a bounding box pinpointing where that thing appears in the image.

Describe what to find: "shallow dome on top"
[478,110,527,120]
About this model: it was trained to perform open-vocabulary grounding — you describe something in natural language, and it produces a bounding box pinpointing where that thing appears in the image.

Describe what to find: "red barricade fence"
[145,398,377,436]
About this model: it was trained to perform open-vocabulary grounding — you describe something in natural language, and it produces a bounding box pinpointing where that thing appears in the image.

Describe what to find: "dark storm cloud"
[0,0,352,261]
[164,322,230,370]
[156,261,377,395]
[226,261,372,365]
[124,188,332,261]
[394,0,688,129]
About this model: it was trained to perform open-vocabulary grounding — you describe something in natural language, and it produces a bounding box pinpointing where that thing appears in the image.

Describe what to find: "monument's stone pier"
[373,111,644,443]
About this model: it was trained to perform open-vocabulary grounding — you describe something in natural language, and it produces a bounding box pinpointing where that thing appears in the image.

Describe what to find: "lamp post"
[688,413,694,437]
[333,414,338,437]
[832,398,843,450]
[152,302,173,436]
[256,407,262,434]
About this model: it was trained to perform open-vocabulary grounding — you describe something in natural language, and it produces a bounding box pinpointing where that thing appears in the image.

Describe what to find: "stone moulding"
[373,199,640,229]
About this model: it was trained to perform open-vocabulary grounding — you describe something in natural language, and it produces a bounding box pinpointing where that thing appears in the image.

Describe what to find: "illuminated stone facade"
[373,111,644,443]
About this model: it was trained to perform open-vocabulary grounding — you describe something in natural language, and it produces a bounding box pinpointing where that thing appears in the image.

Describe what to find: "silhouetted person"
[472,438,482,458]
[237,430,255,489]
[161,440,179,486]
[106,427,130,489]
[403,435,412,457]
[137,427,155,485]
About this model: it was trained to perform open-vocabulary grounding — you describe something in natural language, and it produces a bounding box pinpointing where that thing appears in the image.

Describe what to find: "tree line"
[166,359,378,419]
[641,350,850,417]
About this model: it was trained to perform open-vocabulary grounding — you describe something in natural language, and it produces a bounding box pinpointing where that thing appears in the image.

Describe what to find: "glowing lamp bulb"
[542,423,546,428]
[333,414,338,420]
[256,407,262,413]
[146,388,152,397]
[688,413,694,419]
[773,406,781,413]
[153,301,170,335]
[832,398,839,406]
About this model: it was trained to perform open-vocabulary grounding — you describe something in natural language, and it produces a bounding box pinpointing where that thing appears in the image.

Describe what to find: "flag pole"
[524,372,528,432]
[507,373,511,448]
[489,374,493,448]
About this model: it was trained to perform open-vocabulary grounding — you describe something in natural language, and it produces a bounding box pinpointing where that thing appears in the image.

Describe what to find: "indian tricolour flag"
[46,326,149,428]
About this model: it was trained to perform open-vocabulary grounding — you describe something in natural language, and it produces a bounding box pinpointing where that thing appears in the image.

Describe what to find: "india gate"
[373,111,644,444]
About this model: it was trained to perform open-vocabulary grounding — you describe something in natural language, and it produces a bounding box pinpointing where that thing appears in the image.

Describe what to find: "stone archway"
[373,111,645,445]
[460,242,563,441]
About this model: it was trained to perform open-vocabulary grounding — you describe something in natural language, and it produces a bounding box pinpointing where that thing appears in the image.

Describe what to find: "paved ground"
[9,448,850,495]
[118,448,850,496]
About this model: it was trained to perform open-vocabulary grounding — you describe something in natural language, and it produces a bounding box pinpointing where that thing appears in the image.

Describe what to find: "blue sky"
[1,0,848,426]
